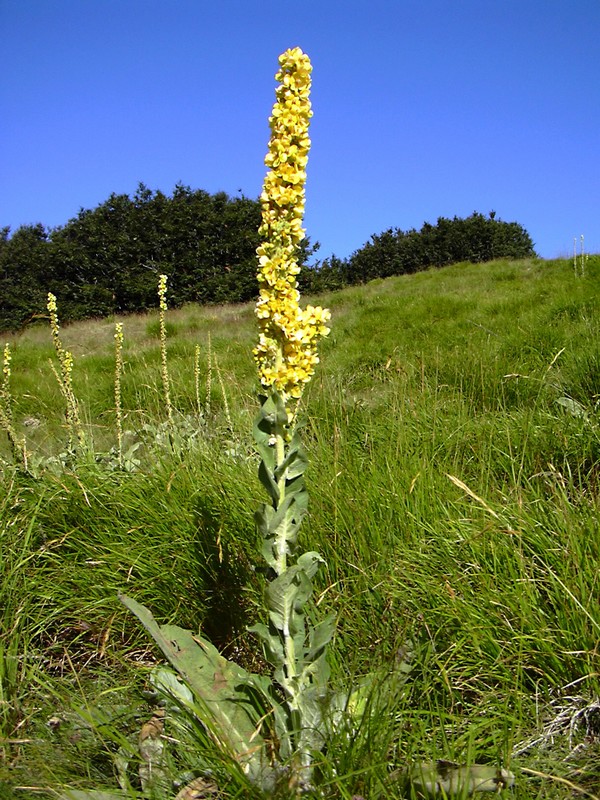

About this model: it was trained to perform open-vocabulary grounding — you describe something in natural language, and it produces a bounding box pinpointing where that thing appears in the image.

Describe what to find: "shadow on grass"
[192,496,260,669]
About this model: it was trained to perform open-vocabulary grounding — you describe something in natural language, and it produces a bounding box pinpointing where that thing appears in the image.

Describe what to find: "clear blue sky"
[1,0,598,261]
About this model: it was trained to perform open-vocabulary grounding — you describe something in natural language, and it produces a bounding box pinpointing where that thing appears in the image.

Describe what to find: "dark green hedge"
[1,191,535,332]
[299,211,536,294]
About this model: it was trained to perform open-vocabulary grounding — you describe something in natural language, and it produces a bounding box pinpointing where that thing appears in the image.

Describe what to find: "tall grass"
[1,256,600,797]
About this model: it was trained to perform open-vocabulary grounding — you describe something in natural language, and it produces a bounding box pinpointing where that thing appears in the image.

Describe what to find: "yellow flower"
[158,274,168,312]
[254,49,330,404]
[3,343,11,382]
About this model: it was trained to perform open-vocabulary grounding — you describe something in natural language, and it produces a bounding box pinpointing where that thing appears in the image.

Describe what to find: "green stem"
[269,349,301,719]
[274,426,287,575]
[273,400,299,693]
[273,345,288,577]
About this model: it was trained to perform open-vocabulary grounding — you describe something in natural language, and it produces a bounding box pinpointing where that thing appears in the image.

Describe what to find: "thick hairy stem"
[272,409,299,699]
[272,346,290,575]
[274,425,288,576]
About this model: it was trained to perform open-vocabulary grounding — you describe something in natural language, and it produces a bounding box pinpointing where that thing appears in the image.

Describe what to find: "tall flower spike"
[254,47,330,404]
[157,274,172,421]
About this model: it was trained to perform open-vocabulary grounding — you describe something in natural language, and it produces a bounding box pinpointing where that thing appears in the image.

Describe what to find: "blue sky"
[1,0,599,262]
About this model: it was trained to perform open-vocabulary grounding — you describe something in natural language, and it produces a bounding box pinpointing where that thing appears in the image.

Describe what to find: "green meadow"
[1,256,599,798]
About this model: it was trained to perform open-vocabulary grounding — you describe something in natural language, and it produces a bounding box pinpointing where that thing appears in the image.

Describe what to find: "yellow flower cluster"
[47,292,61,349]
[158,274,168,312]
[1,343,15,429]
[46,293,85,448]
[157,275,172,421]
[255,47,330,400]
[2,343,11,386]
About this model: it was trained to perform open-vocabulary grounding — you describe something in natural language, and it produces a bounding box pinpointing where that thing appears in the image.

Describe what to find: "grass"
[1,256,600,798]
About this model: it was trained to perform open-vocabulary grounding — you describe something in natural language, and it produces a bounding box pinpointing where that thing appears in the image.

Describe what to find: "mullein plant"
[158,275,173,422]
[47,293,86,453]
[120,47,339,795]
[249,44,333,785]
[117,48,513,799]
[193,343,202,418]
[114,322,124,469]
[205,331,213,417]
[574,235,588,277]
[0,343,28,468]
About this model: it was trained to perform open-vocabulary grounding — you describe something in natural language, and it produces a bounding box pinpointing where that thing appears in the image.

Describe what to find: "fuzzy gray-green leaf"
[266,566,313,633]
[406,761,515,796]
[119,594,267,767]
[305,612,336,665]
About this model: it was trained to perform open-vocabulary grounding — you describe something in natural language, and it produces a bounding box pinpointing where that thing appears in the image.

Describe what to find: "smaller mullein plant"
[47,293,86,453]
[106,321,141,472]
[205,331,213,418]
[114,322,124,469]
[157,275,173,422]
[193,343,202,418]
[0,342,28,468]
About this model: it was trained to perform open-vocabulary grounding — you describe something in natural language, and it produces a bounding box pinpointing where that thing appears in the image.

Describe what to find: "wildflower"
[2,343,11,386]
[254,47,330,403]
[157,275,172,421]
[114,322,124,466]
[47,292,62,352]
[46,293,85,450]
[158,274,168,312]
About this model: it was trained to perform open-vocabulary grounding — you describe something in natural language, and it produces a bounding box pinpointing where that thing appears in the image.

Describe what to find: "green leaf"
[242,670,293,762]
[248,621,285,668]
[305,612,336,665]
[271,493,307,533]
[255,504,274,538]
[297,551,325,580]
[556,395,589,420]
[274,441,308,483]
[283,470,307,501]
[258,495,309,575]
[258,459,280,504]
[150,665,194,708]
[253,392,289,467]
[344,675,376,724]
[266,566,313,633]
[295,685,329,753]
[286,432,308,480]
[406,761,515,796]
[119,594,267,770]
[253,410,275,469]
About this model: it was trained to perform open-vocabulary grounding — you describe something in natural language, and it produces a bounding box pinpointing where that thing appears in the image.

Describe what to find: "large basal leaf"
[242,670,294,762]
[404,761,515,796]
[295,684,329,753]
[119,594,267,769]
[330,640,416,731]
[556,395,589,420]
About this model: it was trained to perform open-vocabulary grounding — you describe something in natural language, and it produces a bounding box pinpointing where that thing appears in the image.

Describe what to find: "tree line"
[0,184,536,331]
[299,210,536,294]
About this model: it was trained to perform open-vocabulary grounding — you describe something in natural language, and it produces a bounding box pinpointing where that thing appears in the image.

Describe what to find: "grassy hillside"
[2,256,600,798]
